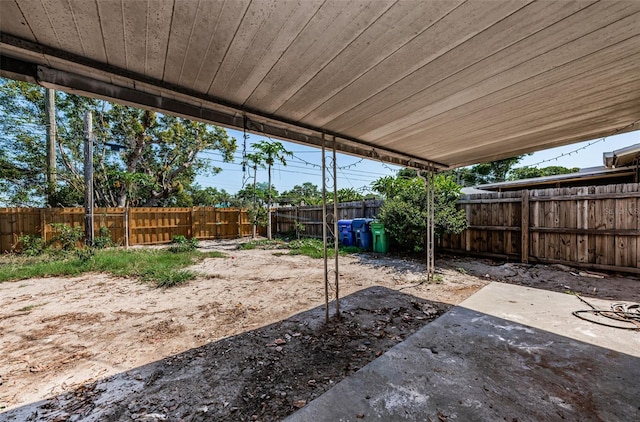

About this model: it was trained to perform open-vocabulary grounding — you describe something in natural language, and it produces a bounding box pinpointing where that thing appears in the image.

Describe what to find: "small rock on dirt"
[292,400,306,408]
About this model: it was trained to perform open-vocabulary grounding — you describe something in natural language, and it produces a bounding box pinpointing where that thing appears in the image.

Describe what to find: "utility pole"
[44,88,57,206]
[83,111,94,245]
[252,163,258,238]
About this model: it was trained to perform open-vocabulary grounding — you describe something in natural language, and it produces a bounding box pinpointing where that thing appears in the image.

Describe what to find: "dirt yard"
[1,239,639,421]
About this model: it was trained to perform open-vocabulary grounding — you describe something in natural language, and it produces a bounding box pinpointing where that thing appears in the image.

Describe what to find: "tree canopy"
[445,155,580,186]
[0,78,236,207]
[507,165,580,181]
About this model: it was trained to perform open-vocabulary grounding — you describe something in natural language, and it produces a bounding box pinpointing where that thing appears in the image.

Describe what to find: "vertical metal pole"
[83,111,94,246]
[428,167,435,279]
[321,135,329,323]
[332,138,340,317]
[421,167,435,280]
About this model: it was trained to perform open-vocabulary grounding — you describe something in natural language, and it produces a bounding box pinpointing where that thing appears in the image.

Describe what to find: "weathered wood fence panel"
[0,207,256,252]
[273,200,383,238]
[442,183,640,274]
[0,208,41,253]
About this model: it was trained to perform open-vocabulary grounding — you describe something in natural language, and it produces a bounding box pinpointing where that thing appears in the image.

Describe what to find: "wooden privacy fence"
[0,207,256,252]
[441,183,640,274]
[274,199,383,238]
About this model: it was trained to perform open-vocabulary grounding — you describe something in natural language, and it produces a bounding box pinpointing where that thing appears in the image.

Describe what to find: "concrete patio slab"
[285,282,640,421]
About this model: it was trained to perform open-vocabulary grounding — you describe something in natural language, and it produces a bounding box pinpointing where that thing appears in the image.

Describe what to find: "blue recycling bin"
[337,219,353,246]
[352,218,373,250]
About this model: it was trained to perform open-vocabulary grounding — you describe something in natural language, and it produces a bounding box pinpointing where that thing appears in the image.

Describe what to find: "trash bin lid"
[351,218,372,230]
[370,222,385,230]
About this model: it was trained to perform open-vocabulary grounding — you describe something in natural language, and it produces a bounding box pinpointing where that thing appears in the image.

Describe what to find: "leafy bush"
[93,226,113,249]
[376,173,467,252]
[18,234,44,256]
[168,235,198,253]
[48,223,84,251]
[247,206,268,227]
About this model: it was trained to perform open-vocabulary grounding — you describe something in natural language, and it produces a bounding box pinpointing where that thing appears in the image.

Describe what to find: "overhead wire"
[523,118,640,168]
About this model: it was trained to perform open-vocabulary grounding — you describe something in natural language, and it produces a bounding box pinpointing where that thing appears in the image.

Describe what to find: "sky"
[197,128,640,195]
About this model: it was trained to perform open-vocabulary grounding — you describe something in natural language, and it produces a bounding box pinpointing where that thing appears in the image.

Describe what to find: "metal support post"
[426,167,435,280]
[322,136,329,323]
[321,134,341,322]
[332,138,340,317]
[420,167,436,280]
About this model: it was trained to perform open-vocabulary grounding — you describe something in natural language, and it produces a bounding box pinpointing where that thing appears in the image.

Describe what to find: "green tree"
[251,141,292,239]
[336,188,364,203]
[171,184,231,207]
[446,156,528,187]
[0,78,236,207]
[508,166,579,180]
[373,171,467,252]
[279,182,322,205]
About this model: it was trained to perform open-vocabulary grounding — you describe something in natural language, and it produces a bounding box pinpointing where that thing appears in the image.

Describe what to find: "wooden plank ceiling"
[1,0,639,169]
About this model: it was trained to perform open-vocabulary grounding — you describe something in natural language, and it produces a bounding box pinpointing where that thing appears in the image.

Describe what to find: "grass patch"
[18,302,47,312]
[238,239,283,250]
[0,249,225,287]
[287,238,364,259]
[430,274,444,284]
[0,256,90,282]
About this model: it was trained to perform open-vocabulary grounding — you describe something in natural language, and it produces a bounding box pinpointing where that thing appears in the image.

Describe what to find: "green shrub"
[18,234,44,256]
[168,235,198,253]
[93,226,113,249]
[48,223,84,252]
[376,173,467,253]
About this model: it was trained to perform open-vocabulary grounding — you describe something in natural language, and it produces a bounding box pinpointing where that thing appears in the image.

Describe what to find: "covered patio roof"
[1,0,639,170]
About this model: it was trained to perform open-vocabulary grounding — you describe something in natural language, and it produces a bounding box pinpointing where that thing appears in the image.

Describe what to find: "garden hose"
[572,293,640,331]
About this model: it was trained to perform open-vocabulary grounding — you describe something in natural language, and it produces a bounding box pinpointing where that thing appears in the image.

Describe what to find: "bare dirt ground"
[1,239,639,421]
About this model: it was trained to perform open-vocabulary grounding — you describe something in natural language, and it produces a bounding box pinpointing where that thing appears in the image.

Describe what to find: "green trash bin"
[371,222,389,253]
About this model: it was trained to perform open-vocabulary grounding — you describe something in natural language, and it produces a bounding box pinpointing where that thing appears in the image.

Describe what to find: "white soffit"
[1,0,639,170]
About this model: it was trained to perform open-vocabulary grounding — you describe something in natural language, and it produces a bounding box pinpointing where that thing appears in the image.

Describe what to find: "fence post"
[237,209,242,238]
[190,207,195,239]
[40,208,46,243]
[124,207,129,249]
[521,190,529,263]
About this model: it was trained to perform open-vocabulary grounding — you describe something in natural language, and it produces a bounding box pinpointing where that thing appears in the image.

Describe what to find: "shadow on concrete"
[286,282,640,422]
[0,287,449,422]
